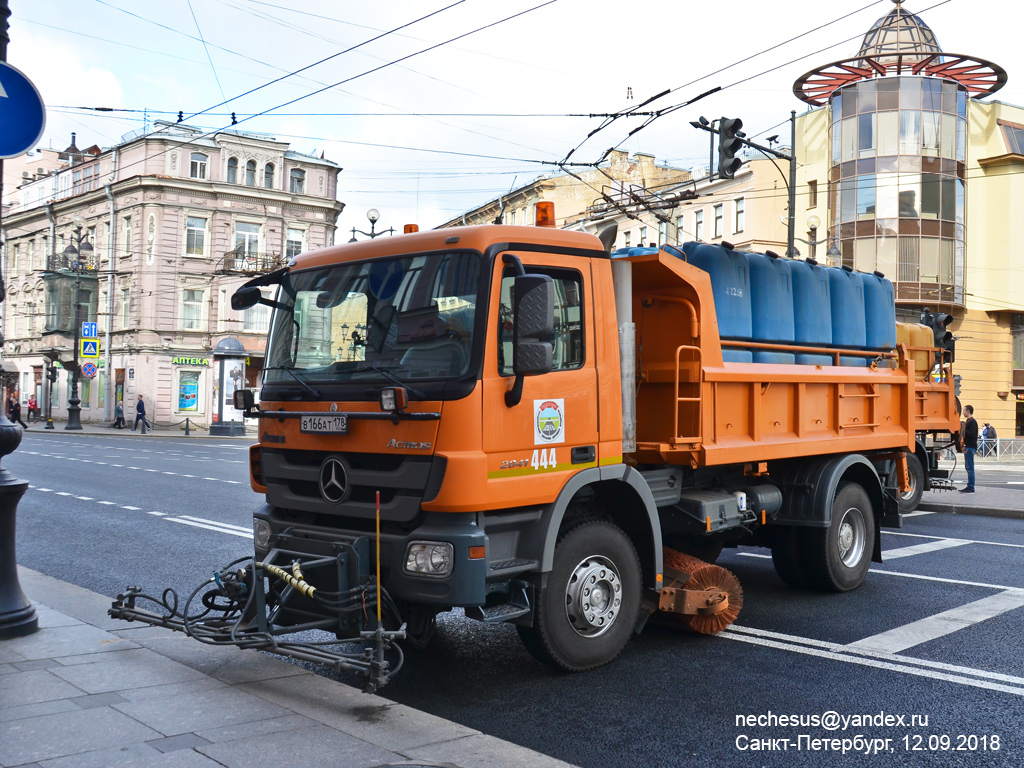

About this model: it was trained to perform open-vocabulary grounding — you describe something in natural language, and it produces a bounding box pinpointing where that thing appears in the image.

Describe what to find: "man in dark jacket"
[132,394,150,434]
[961,405,978,493]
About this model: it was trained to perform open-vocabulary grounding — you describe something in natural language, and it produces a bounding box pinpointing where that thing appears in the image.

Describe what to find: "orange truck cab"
[222,217,959,677]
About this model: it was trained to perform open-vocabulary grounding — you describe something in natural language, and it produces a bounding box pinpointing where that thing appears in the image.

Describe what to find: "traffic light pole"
[691,111,798,257]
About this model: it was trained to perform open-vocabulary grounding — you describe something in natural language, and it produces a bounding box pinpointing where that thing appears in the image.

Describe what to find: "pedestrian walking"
[112,400,125,429]
[27,394,38,422]
[132,394,151,433]
[960,405,978,493]
[10,399,28,429]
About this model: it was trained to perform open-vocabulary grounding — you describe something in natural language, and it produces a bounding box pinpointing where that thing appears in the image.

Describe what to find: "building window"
[808,179,818,208]
[190,153,208,179]
[639,226,647,246]
[1001,123,1024,154]
[245,160,256,187]
[734,197,745,234]
[264,163,274,188]
[243,289,271,333]
[290,168,305,194]
[623,230,631,248]
[179,370,201,413]
[286,228,304,259]
[234,222,260,256]
[227,157,238,184]
[713,204,723,238]
[11,244,18,274]
[659,220,668,246]
[1013,313,1024,369]
[121,288,130,328]
[122,216,132,257]
[186,216,206,256]
[182,289,204,330]
[695,210,704,242]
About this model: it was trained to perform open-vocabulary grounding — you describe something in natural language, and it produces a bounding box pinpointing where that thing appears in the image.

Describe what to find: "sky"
[9,0,1024,236]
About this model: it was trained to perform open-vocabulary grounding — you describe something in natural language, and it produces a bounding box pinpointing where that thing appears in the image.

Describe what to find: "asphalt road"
[9,432,1024,768]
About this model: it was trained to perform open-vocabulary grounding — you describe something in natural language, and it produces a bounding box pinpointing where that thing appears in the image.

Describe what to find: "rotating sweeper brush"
[658,548,743,634]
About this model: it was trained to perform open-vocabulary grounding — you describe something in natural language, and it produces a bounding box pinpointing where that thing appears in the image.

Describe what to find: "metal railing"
[979,438,1024,460]
[215,249,284,275]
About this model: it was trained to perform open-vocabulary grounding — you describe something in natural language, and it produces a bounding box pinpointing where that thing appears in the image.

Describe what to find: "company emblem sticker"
[534,399,565,445]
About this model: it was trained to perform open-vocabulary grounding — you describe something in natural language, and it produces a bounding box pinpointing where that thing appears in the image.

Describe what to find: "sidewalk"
[21,418,253,440]
[1,567,577,768]
[917,459,1024,519]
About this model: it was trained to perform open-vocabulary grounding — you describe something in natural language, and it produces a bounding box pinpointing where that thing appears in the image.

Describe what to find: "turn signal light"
[535,201,556,228]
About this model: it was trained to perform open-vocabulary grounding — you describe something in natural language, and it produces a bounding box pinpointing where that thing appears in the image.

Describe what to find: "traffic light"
[954,375,962,396]
[718,117,745,179]
[920,307,955,365]
[47,365,57,383]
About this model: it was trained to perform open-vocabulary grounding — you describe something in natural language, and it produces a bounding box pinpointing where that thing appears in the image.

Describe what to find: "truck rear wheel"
[804,482,875,592]
[517,520,641,672]
[897,454,925,514]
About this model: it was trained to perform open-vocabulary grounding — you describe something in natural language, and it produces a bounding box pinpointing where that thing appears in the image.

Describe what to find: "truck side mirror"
[231,285,262,311]
[512,274,554,376]
[233,389,255,411]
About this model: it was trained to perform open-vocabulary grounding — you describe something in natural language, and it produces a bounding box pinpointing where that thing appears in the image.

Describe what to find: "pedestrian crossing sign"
[80,339,99,358]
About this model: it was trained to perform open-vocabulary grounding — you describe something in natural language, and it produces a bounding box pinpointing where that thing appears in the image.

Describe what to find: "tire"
[770,527,809,589]
[897,453,925,514]
[517,520,641,672]
[804,482,875,592]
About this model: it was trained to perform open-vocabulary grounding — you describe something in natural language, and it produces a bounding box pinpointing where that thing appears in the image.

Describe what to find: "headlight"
[253,519,271,549]
[404,541,453,577]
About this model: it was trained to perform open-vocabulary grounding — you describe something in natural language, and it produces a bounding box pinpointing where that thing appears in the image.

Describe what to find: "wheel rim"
[563,555,622,638]
[900,468,918,500]
[836,506,867,567]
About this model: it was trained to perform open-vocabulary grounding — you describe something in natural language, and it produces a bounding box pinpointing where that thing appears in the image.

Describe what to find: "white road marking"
[726,625,1024,689]
[75,496,93,501]
[121,505,140,510]
[97,501,116,505]
[147,511,165,516]
[36,488,52,492]
[55,492,72,496]
[720,630,1024,697]
[178,515,251,533]
[1008,481,1024,485]
[166,517,250,538]
[886,530,1024,551]
[882,538,971,559]
[845,590,1024,654]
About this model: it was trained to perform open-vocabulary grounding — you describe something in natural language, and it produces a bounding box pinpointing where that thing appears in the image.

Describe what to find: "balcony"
[215,248,284,276]
[45,252,100,274]
[1013,368,1024,391]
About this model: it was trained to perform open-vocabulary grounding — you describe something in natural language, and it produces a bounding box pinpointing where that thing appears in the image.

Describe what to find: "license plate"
[300,414,348,434]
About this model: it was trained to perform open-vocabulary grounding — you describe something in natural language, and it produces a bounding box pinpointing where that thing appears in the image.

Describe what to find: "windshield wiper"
[264,366,321,398]
[356,364,426,400]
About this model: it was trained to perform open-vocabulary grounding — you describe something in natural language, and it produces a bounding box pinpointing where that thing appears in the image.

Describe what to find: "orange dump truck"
[112,213,960,690]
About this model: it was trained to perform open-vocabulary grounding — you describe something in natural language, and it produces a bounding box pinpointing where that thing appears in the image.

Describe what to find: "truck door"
[481,254,599,508]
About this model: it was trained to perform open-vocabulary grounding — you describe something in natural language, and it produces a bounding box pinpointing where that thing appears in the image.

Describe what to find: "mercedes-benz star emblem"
[318,456,349,504]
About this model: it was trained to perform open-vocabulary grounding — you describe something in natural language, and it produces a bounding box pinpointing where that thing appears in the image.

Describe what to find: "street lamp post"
[62,215,93,431]
[793,214,841,262]
[349,208,394,242]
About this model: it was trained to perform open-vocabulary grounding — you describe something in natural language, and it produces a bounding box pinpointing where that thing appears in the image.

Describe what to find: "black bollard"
[0,414,37,638]
[185,417,190,436]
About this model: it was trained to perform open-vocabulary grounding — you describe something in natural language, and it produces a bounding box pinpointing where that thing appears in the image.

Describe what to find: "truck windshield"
[265,251,480,387]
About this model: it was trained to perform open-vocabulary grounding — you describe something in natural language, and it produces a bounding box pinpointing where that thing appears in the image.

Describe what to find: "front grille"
[261,448,446,524]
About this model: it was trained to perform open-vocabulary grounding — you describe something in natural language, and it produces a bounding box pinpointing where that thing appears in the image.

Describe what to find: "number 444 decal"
[531,448,557,470]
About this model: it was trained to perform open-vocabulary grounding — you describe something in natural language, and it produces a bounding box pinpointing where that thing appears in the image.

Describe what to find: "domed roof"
[857,1,942,61]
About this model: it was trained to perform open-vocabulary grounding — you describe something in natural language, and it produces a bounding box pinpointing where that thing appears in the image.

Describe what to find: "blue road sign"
[0,62,46,160]
[81,362,97,379]
[80,339,99,358]
[82,322,98,339]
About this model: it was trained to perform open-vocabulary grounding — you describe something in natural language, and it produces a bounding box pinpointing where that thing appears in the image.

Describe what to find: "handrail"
[674,344,702,446]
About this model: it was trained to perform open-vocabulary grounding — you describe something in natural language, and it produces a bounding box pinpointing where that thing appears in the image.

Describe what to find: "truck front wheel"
[517,520,641,672]
[804,482,875,592]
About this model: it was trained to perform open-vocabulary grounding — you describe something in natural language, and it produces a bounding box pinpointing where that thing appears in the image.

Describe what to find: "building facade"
[439,150,693,231]
[791,1,1024,435]
[1,121,343,428]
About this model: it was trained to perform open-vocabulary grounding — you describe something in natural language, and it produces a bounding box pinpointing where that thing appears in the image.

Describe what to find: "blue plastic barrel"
[679,242,753,363]
[828,265,867,366]
[748,251,795,364]
[861,270,897,351]
[789,258,833,365]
